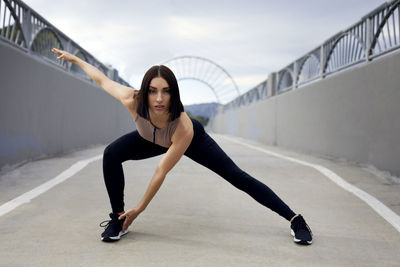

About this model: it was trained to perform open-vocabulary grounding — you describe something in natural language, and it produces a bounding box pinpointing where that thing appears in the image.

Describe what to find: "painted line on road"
[222,135,400,233]
[0,154,103,217]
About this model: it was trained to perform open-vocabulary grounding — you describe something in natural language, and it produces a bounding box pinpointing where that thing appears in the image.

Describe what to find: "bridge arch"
[277,68,294,93]
[370,1,400,56]
[30,27,65,67]
[324,32,366,73]
[162,56,240,104]
[297,53,320,85]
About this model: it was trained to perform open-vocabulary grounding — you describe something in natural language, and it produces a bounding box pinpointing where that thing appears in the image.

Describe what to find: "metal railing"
[223,0,400,112]
[0,0,130,86]
[221,80,268,113]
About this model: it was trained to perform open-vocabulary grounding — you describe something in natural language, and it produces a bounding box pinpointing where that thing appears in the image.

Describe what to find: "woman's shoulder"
[171,112,194,144]
[179,112,191,124]
[175,112,193,133]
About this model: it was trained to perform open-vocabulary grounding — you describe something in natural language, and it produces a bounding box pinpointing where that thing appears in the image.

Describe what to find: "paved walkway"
[1,134,399,266]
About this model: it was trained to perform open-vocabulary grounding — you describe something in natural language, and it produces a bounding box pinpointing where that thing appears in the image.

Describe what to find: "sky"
[28,0,386,104]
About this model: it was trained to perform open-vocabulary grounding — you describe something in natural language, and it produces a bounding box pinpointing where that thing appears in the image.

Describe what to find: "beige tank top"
[135,114,180,148]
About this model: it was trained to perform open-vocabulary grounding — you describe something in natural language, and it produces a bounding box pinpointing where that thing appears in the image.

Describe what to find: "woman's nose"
[156,93,163,101]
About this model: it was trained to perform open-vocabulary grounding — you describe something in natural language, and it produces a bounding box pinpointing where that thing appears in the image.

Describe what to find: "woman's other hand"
[119,207,142,232]
[51,48,77,63]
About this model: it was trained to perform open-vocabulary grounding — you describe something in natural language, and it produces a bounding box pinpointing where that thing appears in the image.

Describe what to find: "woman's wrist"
[71,55,82,65]
[136,205,146,213]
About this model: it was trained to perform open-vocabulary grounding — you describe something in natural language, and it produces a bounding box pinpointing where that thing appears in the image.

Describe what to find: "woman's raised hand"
[51,48,76,63]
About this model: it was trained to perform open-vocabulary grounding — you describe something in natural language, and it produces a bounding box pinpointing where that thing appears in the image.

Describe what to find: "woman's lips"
[155,105,164,110]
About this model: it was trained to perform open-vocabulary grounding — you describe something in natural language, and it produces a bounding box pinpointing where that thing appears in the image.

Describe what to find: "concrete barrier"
[0,41,134,171]
[209,50,400,177]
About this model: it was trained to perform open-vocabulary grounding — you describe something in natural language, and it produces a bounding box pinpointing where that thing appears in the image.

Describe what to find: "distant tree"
[186,111,209,126]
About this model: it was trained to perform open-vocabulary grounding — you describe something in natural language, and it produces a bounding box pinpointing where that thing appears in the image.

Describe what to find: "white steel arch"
[162,56,240,104]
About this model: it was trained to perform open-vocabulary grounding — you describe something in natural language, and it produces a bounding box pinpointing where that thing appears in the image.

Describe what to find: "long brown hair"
[136,65,184,121]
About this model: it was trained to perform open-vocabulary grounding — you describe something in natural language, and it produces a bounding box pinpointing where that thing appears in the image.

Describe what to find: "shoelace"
[99,219,115,228]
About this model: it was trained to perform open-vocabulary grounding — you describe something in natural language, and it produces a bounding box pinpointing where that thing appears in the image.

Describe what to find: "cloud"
[27,0,387,104]
[168,16,217,40]
[233,74,270,93]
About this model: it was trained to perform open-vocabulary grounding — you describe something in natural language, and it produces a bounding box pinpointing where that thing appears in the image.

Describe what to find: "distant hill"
[184,102,221,119]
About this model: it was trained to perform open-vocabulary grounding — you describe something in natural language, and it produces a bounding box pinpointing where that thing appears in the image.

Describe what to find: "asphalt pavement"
[1,134,399,266]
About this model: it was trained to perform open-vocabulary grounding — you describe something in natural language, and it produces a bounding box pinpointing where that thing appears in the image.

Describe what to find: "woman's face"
[148,77,171,116]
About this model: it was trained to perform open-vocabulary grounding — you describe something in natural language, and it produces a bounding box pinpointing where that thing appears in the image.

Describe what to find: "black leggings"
[102,118,296,221]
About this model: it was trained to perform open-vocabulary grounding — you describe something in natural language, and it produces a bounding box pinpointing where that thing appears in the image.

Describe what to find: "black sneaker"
[99,213,128,242]
[290,214,313,245]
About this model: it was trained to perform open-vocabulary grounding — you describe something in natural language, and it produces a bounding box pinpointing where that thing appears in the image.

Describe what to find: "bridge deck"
[1,134,399,266]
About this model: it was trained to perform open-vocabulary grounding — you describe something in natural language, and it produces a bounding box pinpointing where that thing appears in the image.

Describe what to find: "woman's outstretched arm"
[51,48,135,106]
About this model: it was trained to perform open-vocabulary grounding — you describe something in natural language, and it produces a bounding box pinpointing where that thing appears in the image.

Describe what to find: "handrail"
[0,0,130,86]
[222,0,400,112]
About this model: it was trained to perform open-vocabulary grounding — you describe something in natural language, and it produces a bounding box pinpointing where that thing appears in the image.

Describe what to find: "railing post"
[366,17,372,62]
[65,39,72,51]
[262,81,268,99]
[65,39,72,70]
[293,62,298,90]
[320,44,325,78]
[267,72,277,97]
[22,7,31,51]
[108,68,119,82]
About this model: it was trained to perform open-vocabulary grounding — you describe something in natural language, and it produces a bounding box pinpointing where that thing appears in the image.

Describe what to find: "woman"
[51,48,313,245]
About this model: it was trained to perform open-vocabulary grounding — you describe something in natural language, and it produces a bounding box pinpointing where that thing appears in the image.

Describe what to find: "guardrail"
[222,80,268,113]
[0,0,130,86]
[221,0,400,112]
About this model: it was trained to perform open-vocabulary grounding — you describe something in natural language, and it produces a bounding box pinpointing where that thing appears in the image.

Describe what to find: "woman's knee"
[103,143,120,163]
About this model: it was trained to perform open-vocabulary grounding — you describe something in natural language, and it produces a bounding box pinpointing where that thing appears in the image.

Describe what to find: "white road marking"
[0,154,102,217]
[2,134,400,234]
[222,135,400,233]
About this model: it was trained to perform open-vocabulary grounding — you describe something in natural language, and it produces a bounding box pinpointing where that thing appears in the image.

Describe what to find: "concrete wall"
[0,41,134,170]
[209,50,400,177]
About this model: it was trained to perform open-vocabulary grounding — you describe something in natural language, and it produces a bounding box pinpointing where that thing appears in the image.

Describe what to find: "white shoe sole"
[291,229,312,245]
[101,230,129,242]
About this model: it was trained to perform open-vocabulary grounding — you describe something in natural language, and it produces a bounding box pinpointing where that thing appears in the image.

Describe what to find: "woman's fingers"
[118,208,141,231]
[51,48,60,54]
[51,48,62,59]
[122,220,129,231]
[118,212,127,220]
[122,216,134,231]
[118,212,129,231]
[51,48,65,60]
[119,210,138,231]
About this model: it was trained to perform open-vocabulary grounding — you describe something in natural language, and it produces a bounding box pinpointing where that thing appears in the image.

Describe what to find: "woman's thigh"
[104,130,168,162]
[184,119,238,175]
